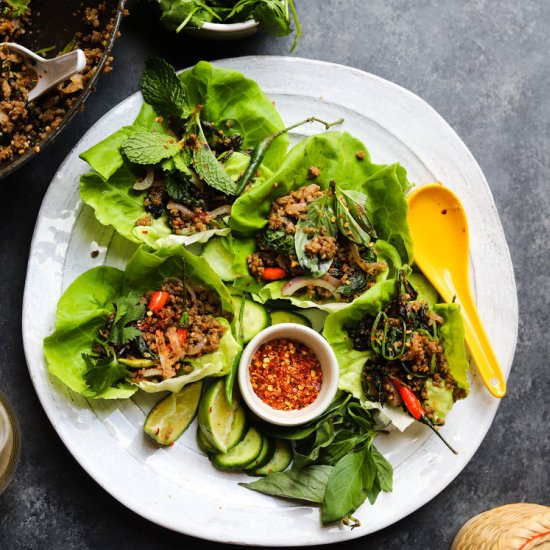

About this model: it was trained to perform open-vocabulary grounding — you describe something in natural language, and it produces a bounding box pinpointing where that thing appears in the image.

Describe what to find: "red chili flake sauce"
[249,338,323,411]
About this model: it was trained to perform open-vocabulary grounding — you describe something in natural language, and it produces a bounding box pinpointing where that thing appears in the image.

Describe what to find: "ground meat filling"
[104,277,226,384]
[345,276,467,425]
[136,155,233,235]
[247,183,385,301]
[0,2,121,163]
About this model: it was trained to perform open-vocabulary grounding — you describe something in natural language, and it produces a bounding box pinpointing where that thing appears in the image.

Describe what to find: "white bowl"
[238,323,339,426]
[184,20,259,41]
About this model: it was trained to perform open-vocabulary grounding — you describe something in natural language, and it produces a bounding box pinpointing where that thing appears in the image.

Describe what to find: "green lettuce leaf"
[323,279,469,429]
[255,240,402,313]
[79,61,286,247]
[43,246,237,399]
[230,131,412,266]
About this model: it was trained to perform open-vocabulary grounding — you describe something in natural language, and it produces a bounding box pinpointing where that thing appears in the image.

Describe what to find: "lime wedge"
[144,381,203,446]
[198,379,247,453]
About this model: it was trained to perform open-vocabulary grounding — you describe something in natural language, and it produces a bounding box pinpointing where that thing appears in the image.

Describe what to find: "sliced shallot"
[133,167,155,191]
[281,276,337,296]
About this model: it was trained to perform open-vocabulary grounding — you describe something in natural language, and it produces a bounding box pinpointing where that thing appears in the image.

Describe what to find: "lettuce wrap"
[79,60,287,249]
[43,246,240,399]
[323,275,469,429]
[214,131,413,311]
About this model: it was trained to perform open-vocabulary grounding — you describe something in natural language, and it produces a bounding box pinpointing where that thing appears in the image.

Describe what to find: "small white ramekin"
[184,20,259,41]
[238,323,339,426]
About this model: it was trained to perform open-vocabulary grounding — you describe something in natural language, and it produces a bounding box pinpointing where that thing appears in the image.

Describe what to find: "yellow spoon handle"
[454,285,507,398]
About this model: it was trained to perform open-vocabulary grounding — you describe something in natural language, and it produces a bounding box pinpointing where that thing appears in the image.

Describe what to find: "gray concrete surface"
[0,0,548,548]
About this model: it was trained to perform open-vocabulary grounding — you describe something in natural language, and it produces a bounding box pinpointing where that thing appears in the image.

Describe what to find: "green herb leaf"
[371,445,393,492]
[165,173,204,208]
[122,131,181,165]
[109,293,145,345]
[5,0,30,16]
[192,119,239,196]
[321,448,376,524]
[295,193,338,277]
[261,228,295,255]
[82,353,130,395]
[240,465,333,504]
[141,57,192,119]
[335,188,375,245]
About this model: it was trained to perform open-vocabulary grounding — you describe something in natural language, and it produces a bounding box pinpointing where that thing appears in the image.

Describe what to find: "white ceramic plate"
[22,56,518,546]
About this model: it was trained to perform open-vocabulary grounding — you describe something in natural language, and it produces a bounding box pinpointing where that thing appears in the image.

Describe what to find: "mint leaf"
[122,131,181,165]
[192,120,239,196]
[109,293,145,345]
[82,353,130,395]
[141,57,192,119]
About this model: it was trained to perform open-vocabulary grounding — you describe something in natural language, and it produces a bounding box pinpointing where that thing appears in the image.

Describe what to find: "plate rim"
[22,55,518,545]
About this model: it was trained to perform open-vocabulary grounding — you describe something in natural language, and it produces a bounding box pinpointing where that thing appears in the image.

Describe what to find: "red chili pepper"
[176,328,188,345]
[391,377,423,420]
[391,377,458,455]
[261,267,287,281]
[148,291,169,312]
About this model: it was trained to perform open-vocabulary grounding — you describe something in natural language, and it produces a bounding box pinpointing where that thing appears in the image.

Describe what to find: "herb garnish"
[241,393,392,526]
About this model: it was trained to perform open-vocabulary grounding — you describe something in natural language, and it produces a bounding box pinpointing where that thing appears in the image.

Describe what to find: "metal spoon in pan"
[3,43,86,102]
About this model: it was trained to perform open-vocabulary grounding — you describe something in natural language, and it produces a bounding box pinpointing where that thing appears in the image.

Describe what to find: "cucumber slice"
[202,237,236,282]
[233,298,271,343]
[244,436,276,471]
[269,310,312,327]
[144,381,203,446]
[198,379,247,453]
[211,426,263,470]
[251,439,292,476]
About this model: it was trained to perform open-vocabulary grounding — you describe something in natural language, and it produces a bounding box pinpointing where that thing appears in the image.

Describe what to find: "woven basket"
[451,503,550,550]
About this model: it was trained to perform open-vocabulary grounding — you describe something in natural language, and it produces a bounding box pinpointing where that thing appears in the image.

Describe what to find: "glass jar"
[0,390,21,495]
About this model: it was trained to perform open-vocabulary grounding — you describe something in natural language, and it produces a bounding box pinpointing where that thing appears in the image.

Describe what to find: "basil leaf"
[141,57,191,119]
[192,120,239,196]
[335,189,373,245]
[122,131,181,165]
[240,465,333,504]
[295,193,338,277]
[165,174,204,209]
[340,189,378,240]
[293,421,336,469]
[318,430,370,466]
[371,445,393,492]
[321,448,376,524]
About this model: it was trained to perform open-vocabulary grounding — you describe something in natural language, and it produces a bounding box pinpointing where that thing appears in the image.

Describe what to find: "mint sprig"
[141,57,192,120]
[122,131,182,165]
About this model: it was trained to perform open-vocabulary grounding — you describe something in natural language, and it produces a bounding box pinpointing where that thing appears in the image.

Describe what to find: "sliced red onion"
[320,273,342,288]
[281,276,337,296]
[133,167,155,191]
[186,335,206,356]
[141,368,163,378]
[167,330,184,360]
[167,201,195,218]
[205,205,231,219]
[185,281,197,304]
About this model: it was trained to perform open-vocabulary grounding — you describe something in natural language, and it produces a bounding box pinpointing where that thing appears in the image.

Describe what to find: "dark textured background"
[1,0,548,548]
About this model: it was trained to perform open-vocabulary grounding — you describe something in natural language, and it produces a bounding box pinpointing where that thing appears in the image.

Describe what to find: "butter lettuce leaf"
[43,246,237,399]
[323,279,469,429]
[230,131,413,264]
[79,61,286,247]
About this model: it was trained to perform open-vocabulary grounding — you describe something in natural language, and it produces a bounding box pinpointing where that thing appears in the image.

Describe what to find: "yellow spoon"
[407,183,506,398]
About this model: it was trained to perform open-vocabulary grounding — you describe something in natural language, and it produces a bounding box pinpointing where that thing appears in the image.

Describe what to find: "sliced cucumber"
[144,381,203,446]
[251,439,292,476]
[198,379,247,453]
[211,426,264,470]
[244,436,276,471]
[233,298,271,343]
[202,237,236,282]
[269,310,312,328]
